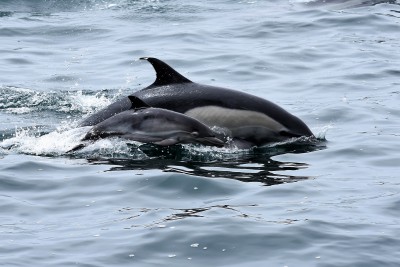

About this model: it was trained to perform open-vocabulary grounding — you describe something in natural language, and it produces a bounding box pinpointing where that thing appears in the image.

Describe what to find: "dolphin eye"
[191,131,199,137]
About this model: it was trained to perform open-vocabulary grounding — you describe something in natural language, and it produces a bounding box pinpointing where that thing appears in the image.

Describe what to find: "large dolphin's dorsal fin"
[140,57,192,86]
[128,96,151,110]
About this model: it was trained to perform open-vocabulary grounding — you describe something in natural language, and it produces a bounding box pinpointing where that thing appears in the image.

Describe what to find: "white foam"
[0,127,88,156]
[5,107,33,114]
[0,124,150,158]
[312,124,333,140]
[60,90,113,114]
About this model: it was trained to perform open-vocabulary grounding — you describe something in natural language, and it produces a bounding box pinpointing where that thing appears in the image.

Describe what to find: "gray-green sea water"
[1,1,399,266]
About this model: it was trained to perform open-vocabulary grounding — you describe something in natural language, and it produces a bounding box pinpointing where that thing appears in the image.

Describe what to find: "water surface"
[1,0,400,266]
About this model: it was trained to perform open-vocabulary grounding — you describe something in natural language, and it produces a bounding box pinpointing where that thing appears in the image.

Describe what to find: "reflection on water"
[119,204,261,229]
[87,140,326,186]
[119,204,301,229]
[301,0,398,9]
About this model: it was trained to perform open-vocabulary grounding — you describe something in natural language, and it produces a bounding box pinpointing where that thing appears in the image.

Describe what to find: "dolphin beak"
[199,136,225,147]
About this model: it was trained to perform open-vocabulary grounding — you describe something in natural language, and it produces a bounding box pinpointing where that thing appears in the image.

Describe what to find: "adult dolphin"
[79,57,314,146]
[70,96,224,152]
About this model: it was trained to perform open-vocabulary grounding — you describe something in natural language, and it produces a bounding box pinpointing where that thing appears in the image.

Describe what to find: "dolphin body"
[79,57,314,147]
[70,96,224,151]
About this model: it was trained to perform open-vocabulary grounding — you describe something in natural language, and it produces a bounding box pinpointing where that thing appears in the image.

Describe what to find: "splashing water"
[0,86,327,162]
[0,86,116,115]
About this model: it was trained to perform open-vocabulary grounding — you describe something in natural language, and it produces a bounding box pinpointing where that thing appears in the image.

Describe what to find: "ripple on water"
[1,1,400,266]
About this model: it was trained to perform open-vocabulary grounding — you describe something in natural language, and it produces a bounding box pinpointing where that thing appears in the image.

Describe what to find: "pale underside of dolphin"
[69,96,224,152]
[79,57,314,147]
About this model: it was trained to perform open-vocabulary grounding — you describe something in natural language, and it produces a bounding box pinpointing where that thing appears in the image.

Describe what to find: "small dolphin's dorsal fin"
[140,57,192,87]
[128,96,151,110]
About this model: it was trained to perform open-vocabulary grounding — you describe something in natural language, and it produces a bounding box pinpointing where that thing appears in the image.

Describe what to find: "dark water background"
[1,0,400,266]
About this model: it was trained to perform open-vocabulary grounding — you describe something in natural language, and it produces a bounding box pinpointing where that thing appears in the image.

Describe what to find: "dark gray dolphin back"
[79,57,313,139]
[78,57,192,127]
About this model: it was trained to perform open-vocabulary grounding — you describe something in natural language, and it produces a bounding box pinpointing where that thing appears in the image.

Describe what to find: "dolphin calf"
[70,96,224,151]
[79,57,314,147]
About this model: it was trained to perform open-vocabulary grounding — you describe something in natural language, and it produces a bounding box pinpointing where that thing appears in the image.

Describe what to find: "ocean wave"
[0,86,115,114]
